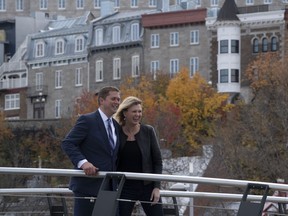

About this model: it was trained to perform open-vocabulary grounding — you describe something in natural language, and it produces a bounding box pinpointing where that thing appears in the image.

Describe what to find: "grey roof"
[217,0,239,21]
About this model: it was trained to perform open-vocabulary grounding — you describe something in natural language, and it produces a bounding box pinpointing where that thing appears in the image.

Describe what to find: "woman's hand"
[150,188,161,205]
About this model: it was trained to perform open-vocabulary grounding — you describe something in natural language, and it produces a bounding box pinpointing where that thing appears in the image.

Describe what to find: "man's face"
[100,91,120,117]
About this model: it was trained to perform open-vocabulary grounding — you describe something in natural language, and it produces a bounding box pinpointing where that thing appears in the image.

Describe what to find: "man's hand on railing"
[81,162,99,176]
[150,188,161,205]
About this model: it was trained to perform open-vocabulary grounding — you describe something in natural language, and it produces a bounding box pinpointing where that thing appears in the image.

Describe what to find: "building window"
[220,40,228,53]
[36,72,43,91]
[0,0,5,11]
[112,26,121,44]
[58,0,65,9]
[131,23,139,41]
[115,0,119,7]
[149,0,156,7]
[75,36,84,52]
[253,38,259,53]
[55,39,65,55]
[196,0,201,6]
[76,0,84,9]
[262,38,268,52]
[95,28,103,46]
[55,70,62,88]
[231,40,239,53]
[190,57,199,77]
[220,69,229,83]
[75,68,82,86]
[264,0,272,4]
[190,30,199,45]
[94,0,100,8]
[151,34,159,48]
[231,69,239,83]
[246,0,254,5]
[131,0,138,7]
[170,32,179,46]
[5,94,20,110]
[211,0,218,6]
[16,0,24,11]
[36,41,45,57]
[33,102,45,119]
[170,59,179,75]
[55,99,61,118]
[271,37,278,51]
[96,60,103,82]
[113,58,121,80]
[151,60,159,73]
[132,55,140,77]
[40,0,47,9]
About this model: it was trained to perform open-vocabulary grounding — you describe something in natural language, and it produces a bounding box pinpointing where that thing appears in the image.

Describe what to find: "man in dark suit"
[61,86,121,216]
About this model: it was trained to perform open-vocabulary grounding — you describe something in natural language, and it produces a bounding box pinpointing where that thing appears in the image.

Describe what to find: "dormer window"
[131,23,139,41]
[55,38,65,55]
[95,28,103,46]
[112,26,121,44]
[35,41,45,57]
[75,36,84,52]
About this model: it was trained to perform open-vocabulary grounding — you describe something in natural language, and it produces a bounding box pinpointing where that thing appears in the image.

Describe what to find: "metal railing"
[1,167,288,215]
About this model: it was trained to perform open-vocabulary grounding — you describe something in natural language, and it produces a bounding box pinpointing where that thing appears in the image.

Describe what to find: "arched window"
[252,38,259,53]
[271,37,278,51]
[262,38,268,52]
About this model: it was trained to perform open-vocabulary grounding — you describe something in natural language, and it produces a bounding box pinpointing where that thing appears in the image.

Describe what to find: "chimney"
[101,0,115,17]
[157,0,170,12]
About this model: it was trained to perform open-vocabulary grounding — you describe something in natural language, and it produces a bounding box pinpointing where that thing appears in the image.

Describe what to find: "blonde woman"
[114,96,163,216]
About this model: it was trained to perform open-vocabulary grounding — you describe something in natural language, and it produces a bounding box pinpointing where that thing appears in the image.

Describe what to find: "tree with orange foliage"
[166,68,233,152]
[214,53,288,182]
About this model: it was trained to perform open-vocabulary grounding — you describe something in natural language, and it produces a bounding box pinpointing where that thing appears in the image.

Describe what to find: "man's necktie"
[107,118,115,149]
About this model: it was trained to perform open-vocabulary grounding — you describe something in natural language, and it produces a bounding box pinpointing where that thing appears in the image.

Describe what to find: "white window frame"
[149,0,156,7]
[190,30,199,45]
[131,23,139,41]
[246,0,254,5]
[131,0,138,7]
[36,72,43,91]
[55,70,62,89]
[16,0,24,11]
[151,34,159,48]
[55,99,61,118]
[75,36,84,52]
[75,68,83,86]
[36,41,45,57]
[114,0,119,7]
[112,26,121,44]
[39,0,47,9]
[190,57,199,77]
[170,32,179,47]
[151,60,159,80]
[0,0,6,11]
[94,0,100,8]
[113,57,121,80]
[55,39,65,55]
[76,0,84,9]
[210,0,218,6]
[132,55,140,77]
[58,0,65,9]
[264,0,272,4]
[95,59,103,82]
[170,59,179,75]
[5,94,20,110]
[95,28,103,46]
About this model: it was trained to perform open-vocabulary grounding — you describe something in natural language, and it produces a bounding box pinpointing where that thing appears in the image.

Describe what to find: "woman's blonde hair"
[114,96,142,126]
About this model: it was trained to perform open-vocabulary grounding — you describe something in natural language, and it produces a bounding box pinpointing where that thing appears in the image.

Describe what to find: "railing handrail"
[0,166,288,191]
[1,188,288,203]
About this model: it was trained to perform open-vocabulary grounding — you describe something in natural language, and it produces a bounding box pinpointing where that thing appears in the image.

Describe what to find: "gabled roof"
[217,0,239,21]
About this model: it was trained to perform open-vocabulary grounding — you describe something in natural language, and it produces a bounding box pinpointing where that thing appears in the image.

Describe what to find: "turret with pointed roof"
[217,0,239,21]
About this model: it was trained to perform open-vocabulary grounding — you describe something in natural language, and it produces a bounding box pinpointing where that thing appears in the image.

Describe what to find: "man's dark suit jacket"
[61,110,120,196]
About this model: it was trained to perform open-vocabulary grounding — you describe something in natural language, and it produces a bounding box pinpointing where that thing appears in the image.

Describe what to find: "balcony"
[0,77,27,90]
[27,85,48,102]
